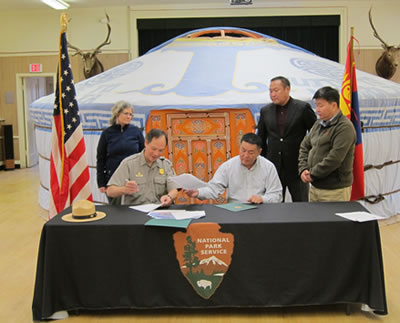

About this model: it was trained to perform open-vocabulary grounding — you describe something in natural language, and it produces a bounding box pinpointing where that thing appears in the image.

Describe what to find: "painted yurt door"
[146,109,256,204]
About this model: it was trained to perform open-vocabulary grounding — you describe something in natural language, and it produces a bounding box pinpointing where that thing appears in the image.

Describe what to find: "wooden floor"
[0,166,399,322]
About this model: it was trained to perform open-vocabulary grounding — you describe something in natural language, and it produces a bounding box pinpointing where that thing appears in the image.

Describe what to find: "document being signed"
[170,173,208,189]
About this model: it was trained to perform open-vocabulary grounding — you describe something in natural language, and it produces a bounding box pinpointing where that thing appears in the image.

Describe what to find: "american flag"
[49,25,92,218]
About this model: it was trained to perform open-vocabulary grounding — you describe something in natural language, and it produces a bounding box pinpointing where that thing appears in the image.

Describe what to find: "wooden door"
[146,109,256,204]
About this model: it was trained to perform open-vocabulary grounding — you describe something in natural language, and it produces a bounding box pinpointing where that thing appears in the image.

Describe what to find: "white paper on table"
[130,203,162,213]
[170,174,208,189]
[148,209,206,220]
[335,211,385,222]
[172,210,206,220]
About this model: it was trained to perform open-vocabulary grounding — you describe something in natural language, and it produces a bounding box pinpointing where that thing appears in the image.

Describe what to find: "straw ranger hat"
[62,200,106,222]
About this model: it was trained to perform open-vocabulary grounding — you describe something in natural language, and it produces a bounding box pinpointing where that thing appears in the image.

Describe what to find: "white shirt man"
[185,133,282,204]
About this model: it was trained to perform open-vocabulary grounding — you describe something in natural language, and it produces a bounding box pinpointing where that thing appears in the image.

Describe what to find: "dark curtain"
[137,16,339,62]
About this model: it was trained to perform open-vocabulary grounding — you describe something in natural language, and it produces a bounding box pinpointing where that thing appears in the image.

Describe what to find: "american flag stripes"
[49,20,92,218]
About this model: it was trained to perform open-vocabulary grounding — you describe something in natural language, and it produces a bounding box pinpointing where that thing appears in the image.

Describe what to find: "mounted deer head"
[368,7,400,80]
[68,13,111,79]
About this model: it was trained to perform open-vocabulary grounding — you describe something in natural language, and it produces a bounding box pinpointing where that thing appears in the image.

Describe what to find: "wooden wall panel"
[69,53,129,83]
[0,53,128,165]
[0,55,58,162]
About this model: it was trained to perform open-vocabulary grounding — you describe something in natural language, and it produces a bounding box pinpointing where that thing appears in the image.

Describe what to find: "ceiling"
[0,0,368,11]
[0,0,201,10]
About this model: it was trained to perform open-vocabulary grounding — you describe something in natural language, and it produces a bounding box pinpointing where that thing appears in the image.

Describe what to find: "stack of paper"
[145,210,205,228]
[148,210,205,220]
[129,203,162,213]
[335,211,384,222]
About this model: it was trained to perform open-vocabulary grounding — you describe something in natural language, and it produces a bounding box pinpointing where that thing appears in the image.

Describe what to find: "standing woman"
[97,101,145,204]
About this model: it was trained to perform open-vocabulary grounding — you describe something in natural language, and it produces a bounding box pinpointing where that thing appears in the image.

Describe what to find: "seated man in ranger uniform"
[106,128,178,206]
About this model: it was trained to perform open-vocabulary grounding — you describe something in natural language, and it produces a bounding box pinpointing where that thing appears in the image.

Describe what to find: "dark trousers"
[283,178,309,202]
[279,168,309,202]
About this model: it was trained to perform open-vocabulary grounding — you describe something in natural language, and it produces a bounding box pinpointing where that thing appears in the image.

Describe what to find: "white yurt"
[30,27,400,218]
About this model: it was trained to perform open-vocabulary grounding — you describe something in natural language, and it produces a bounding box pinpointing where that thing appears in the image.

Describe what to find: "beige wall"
[0,7,130,166]
[0,6,130,53]
[0,0,399,166]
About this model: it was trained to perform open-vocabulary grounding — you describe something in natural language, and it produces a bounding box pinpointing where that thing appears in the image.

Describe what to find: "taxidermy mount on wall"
[67,12,111,79]
[369,7,400,80]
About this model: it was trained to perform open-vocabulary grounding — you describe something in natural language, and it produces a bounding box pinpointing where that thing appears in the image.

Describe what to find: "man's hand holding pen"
[124,180,139,195]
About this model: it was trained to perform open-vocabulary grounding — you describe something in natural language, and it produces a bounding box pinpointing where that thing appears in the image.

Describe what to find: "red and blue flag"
[339,35,365,200]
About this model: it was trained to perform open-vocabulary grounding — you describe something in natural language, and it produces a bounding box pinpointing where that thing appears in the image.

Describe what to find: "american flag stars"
[54,33,81,141]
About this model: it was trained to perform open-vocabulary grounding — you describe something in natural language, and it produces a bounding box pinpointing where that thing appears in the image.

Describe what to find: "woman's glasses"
[121,112,133,117]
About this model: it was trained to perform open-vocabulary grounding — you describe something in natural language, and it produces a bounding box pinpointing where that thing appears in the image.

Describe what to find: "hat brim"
[62,211,107,223]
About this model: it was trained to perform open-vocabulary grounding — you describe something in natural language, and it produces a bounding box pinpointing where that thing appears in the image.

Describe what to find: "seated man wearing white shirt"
[185,133,282,204]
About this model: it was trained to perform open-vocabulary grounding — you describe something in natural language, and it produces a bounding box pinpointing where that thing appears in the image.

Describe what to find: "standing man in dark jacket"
[257,76,316,202]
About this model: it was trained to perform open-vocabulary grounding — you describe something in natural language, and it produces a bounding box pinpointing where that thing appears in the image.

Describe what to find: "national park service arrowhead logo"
[173,223,234,299]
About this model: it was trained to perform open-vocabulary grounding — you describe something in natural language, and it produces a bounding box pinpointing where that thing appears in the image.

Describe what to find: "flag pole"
[350,27,354,90]
[58,15,68,189]
[50,12,92,218]
[61,13,68,33]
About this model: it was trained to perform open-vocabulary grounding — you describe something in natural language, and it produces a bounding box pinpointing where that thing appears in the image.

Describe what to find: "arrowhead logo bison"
[173,223,234,299]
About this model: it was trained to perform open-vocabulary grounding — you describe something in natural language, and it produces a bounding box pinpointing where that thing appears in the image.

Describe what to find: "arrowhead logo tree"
[173,223,234,299]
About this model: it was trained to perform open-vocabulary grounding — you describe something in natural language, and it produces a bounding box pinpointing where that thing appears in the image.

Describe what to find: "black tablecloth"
[32,202,387,320]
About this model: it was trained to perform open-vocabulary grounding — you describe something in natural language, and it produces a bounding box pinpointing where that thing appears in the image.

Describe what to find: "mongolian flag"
[339,34,365,200]
[49,15,92,218]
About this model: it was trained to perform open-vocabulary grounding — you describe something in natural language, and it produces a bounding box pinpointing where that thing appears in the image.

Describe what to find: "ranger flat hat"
[62,200,106,222]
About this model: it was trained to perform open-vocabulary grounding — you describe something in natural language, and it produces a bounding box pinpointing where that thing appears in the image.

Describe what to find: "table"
[32,202,387,320]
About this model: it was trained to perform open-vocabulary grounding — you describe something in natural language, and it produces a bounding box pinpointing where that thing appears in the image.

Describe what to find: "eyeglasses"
[121,112,133,117]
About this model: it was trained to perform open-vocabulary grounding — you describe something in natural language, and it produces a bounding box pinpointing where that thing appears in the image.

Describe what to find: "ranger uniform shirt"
[107,151,177,205]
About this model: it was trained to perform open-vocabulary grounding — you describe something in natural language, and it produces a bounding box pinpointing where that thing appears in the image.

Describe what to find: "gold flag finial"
[60,13,68,33]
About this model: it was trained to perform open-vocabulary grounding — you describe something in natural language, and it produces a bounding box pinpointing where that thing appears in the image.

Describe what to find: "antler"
[67,41,84,56]
[368,7,390,49]
[93,13,111,54]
